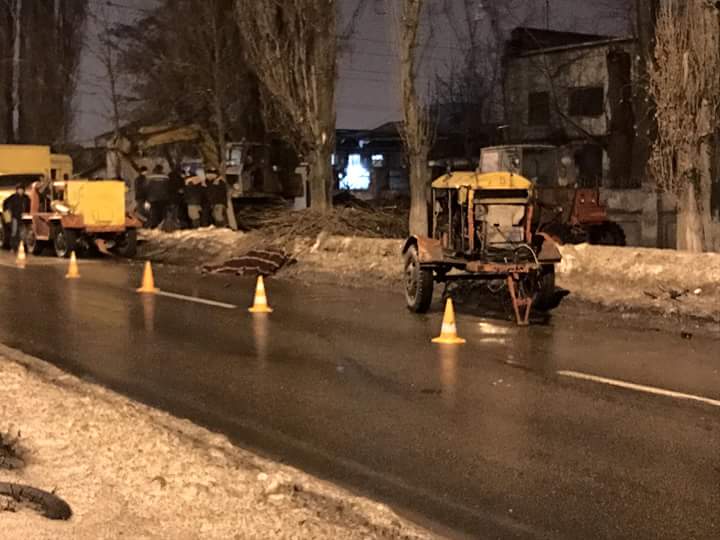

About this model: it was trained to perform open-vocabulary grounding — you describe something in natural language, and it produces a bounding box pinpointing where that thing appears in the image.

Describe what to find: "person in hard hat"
[145,164,171,228]
[184,171,206,229]
[205,167,228,227]
[134,166,148,223]
[2,184,30,252]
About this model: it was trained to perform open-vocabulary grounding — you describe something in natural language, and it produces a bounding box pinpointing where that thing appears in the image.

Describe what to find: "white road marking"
[156,291,237,310]
[557,370,720,408]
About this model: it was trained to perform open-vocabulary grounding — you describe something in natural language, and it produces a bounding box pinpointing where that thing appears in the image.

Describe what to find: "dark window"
[575,145,604,187]
[569,87,604,117]
[528,91,550,125]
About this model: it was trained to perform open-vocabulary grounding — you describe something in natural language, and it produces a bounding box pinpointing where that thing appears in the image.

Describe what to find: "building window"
[340,153,370,190]
[528,91,550,125]
[569,87,604,117]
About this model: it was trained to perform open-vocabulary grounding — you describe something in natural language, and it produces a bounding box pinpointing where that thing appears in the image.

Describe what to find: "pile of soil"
[256,207,408,245]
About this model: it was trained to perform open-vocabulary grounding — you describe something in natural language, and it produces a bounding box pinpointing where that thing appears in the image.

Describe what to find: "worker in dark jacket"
[2,184,30,251]
[205,167,227,227]
[145,164,170,228]
[184,172,206,229]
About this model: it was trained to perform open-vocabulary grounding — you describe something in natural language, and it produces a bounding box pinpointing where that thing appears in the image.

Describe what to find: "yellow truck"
[0,144,140,257]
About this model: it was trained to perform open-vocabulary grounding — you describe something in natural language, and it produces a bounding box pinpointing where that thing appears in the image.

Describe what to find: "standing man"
[205,167,228,227]
[145,165,170,229]
[134,166,148,223]
[2,184,30,251]
[166,167,185,230]
[184,171,206,229]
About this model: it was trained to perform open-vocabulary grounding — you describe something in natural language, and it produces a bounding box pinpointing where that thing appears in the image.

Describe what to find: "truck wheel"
[25,229,46,256]
[533,265,556,311]
[590,223,626,246]
[53,228,78,258]
[606,222,626,246]
[115,228,137,258]
[404,245,433,313]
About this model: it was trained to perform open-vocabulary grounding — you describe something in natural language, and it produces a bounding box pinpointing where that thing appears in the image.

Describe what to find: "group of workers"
[134,164,228,229]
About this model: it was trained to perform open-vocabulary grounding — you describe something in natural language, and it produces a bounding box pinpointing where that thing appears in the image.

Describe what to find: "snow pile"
[557,244,720,320]
[138,228,720,320]
[0,347,433,539]
[139,227,251,266]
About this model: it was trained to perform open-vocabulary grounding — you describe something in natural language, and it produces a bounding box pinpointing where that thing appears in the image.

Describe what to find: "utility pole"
[545,0,550,30]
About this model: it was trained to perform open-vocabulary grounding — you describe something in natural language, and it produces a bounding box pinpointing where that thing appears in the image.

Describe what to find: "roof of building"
[507,27,634,58]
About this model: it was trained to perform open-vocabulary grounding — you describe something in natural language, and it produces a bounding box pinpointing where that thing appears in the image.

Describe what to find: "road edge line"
[557,370,720,408]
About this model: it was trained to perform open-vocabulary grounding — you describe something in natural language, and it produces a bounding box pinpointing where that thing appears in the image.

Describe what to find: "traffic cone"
[16,242,26,268]
[432,298,466,344]
[65,251,80,279]
[248,275,273,313]
[136,261,159,294]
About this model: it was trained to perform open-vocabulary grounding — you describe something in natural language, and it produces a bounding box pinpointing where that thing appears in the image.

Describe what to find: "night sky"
[74,0,631,143]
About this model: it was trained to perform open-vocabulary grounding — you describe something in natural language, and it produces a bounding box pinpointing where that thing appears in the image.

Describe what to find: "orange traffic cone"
[432,298,466,344]
[137,261,159,294]
[16,242,26,268]
[248,275,273,313]
[65,251,80,279]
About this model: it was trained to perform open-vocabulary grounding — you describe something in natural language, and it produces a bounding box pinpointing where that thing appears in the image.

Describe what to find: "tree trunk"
[699,138,715,251]
[308,144,332,211]
[632,0,660,187]
[677,183,704,252]
[408,153,429,236]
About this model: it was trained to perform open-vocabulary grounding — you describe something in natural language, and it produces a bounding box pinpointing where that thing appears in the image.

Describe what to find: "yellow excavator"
[107,124,248,230]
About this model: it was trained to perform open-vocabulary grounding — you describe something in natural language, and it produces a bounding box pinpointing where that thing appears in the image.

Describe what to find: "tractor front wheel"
[114,228,137,258]
[404,245,434,313]
[25,229,47,256]
[53,227,78,258]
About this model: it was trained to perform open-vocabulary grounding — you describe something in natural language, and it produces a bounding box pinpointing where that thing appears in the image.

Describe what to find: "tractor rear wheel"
[404,245,433,313]
[590,222,626,246]
[53,227,78,258]
[533,265,556,311]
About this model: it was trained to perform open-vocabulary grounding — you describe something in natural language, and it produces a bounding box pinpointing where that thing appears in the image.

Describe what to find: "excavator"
[107,124,250,230]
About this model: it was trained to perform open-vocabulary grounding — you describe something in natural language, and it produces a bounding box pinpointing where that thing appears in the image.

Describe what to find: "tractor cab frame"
[402,171,562,325]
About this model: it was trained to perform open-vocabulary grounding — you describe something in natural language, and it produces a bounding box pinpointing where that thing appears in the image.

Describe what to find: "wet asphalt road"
[1,252,719,539]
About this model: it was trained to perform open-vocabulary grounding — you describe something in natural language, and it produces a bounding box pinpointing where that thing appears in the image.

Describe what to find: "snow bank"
[139,227,252,266]
[556,244,720,320]
[0,346,433,539]
[138,229,720,320]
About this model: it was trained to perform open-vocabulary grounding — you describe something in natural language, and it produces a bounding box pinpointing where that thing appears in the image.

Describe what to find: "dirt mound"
[257,208,408,245]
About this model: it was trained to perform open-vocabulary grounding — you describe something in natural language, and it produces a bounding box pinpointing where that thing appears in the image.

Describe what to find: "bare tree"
[433,1,521,161]
[87,3,125,177]
[648,0,719,252]
[0,0,17,143]
[235,0,337,211]
[393,0,434,236]
[632,0,660,175]
[17,0,88,145]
